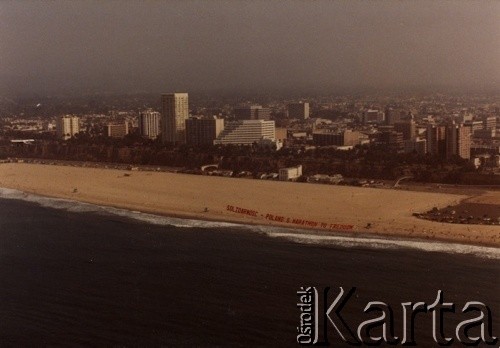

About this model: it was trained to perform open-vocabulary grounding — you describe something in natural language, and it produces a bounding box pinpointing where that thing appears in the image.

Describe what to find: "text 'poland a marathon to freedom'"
[226,205,354,231]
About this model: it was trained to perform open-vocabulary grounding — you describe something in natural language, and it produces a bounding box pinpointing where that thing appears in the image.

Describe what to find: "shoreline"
[0,163,498,247]
[3,186,500,256]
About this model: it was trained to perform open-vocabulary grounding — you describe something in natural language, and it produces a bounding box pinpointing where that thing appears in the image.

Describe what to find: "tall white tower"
[56,115,80,140]
[139,109,161,140]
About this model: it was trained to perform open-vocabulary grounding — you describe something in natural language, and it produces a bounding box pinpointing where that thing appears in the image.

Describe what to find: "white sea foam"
[1,187,499,259]
[0,187,103,213]
[264,232,500,260]
[102,205,242,229]
[0,187,243,229]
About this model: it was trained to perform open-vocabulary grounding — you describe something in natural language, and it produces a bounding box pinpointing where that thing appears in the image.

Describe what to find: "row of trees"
[1,139,498,185]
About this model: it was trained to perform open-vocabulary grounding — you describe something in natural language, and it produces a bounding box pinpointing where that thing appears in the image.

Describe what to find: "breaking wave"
[0,188,241,229]
[1,187,499,259]
[263,232,500,260]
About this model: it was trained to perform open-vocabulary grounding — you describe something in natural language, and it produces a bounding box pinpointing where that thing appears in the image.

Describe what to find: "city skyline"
[0,2,499,346]
[1,1,499,97]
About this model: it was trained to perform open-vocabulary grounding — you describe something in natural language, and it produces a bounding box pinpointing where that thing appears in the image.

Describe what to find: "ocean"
[0,188,498,346]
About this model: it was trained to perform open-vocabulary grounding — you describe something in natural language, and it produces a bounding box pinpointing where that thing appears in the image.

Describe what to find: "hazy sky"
[1,0,499,96]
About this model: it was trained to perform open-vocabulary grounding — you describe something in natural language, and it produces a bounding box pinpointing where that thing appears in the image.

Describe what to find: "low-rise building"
[279,165,302,181]
[312,130,361,146]
[107,122,129,138]
[308,174,343,184]
[275,127,288,141]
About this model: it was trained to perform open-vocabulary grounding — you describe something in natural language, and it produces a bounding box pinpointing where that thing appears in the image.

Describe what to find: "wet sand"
[0,163,498,246]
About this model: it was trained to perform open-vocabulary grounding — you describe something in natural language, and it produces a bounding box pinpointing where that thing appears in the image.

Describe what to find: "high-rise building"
[362,109,384,124]
[107,122,129,138]
[446,123,471,159]
[385,107,398,125]
[465,120,484,134]
[214,120,275,145]
[161,93,189,143]
[404,138,427,155]
[384,108,391,125]
[234,105,271,120]
[139,109,161,140]
[185,116,224,146]
[473,128,496,139]
[288,102,310,119]
[394,120,416,140]
[426,124,447,157]
[483,116,497,130]
[378,131,404,151]
[56,115,80,140]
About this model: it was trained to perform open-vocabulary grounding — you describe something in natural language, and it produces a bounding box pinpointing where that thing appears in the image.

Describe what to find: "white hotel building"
[214,120,275,145]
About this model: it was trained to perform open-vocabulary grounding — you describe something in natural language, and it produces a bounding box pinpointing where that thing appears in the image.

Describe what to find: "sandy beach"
[0,163,498,246]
